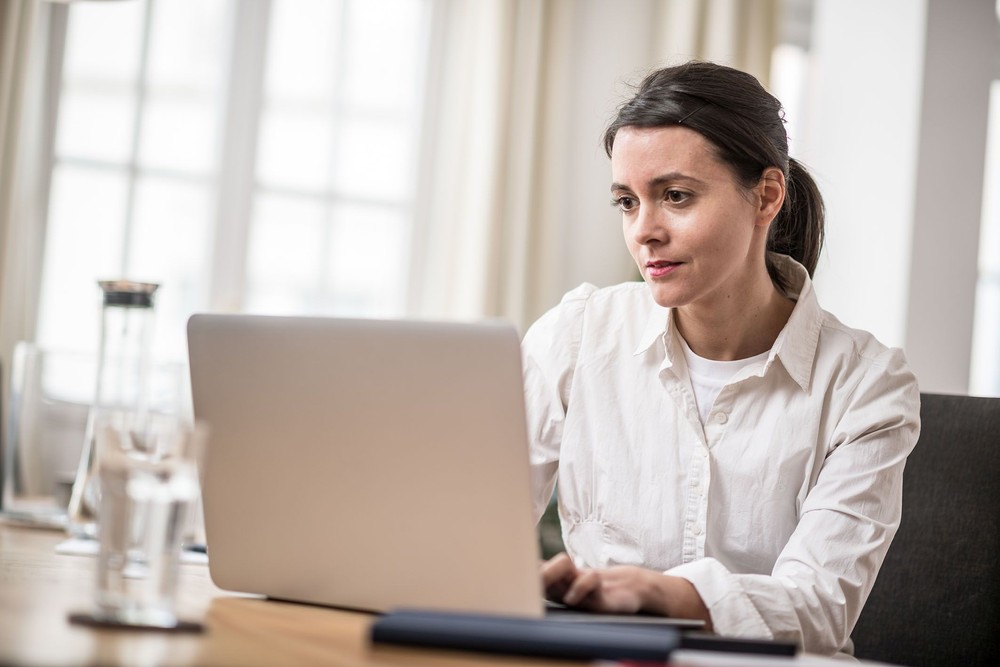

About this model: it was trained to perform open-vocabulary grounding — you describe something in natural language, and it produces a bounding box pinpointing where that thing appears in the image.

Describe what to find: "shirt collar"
[633,301,671,358]
[629,254,822,391]
[768,254,823,392]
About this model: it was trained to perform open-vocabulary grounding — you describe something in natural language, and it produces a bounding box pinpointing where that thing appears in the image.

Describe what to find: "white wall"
[904,0,999,395]
[804,0,926,349]
[805,0,1000,395]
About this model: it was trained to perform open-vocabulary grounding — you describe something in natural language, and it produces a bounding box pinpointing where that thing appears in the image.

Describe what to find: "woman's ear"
[755,167,786,227]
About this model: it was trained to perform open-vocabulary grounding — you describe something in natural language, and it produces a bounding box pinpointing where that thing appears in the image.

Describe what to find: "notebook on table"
[186,313,704,633]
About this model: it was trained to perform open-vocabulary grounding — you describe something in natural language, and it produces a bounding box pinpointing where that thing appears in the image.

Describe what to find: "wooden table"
[2,521,885,667]
[0,521,589,666]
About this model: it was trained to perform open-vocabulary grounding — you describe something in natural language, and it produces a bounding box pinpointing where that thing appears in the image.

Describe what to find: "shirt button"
[714,411,728,424]
[692,523,703,536]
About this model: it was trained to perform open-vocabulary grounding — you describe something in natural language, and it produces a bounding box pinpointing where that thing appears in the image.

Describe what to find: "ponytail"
[766,158,825,293]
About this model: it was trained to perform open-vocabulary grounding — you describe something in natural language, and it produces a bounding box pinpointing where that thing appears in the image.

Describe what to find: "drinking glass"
[88,411,206,629]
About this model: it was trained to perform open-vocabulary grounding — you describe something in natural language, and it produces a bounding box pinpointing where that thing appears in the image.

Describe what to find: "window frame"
[31,0,436,363]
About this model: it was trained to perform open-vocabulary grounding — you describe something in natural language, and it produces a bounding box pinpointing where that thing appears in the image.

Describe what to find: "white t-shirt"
[521,254,920,656]
[679,336,770,426]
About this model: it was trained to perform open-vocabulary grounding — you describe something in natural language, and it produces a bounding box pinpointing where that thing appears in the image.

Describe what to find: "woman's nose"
[632,204,667,246]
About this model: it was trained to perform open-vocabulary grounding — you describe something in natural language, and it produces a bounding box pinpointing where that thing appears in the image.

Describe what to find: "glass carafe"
[66,280,159,539]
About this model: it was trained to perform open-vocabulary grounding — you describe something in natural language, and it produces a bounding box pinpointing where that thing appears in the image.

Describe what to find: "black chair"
[851,392,1000,666]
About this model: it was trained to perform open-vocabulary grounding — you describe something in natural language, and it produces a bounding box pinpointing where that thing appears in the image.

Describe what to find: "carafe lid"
[98,280,160,308]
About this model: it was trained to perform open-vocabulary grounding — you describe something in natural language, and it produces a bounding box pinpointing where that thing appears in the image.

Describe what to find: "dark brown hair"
[603,61,824,292]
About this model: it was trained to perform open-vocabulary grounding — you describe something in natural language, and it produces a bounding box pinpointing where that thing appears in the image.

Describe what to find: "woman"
[522,61,920,656]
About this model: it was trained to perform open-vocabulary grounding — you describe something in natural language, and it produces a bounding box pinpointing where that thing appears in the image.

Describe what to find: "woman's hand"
[541,553,714,631]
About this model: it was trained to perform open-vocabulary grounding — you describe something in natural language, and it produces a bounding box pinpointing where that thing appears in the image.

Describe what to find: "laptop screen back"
[187,314,544,616]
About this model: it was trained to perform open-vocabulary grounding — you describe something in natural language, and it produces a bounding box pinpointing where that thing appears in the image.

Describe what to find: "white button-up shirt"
[521,255,920,656]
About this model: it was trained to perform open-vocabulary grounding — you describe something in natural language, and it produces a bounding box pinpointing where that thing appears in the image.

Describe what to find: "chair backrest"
[851,392,1000,666]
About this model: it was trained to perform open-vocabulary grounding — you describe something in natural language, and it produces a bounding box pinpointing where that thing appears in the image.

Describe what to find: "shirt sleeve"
[667,346,921,655]
[521,284,596,522]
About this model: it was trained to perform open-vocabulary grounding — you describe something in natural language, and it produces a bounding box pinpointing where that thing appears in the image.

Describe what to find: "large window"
[36,0,430,369]
[27,0,1000,399]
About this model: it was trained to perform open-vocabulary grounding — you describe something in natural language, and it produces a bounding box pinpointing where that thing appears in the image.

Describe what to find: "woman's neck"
[674,271,795,362]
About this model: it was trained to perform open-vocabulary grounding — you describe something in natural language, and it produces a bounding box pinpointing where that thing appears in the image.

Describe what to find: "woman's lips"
[646,260,681,278]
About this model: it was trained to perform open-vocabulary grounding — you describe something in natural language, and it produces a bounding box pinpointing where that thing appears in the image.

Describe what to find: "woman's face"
[611,125,772,311]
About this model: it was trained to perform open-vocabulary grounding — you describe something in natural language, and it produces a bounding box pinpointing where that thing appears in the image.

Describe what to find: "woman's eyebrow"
[611,172,704,193]
[647,172,704,188]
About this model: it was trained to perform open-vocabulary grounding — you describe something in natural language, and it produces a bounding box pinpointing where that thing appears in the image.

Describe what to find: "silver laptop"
[187,313,703,629]
[187,313,545,617]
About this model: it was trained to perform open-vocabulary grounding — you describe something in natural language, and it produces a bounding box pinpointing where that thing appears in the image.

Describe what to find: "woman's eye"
[612,196,638,212]
[665,190,689,204]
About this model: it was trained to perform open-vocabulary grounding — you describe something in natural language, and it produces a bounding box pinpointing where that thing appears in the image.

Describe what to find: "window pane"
[140,0,227,175]
[341,0,425,113]
[138,94,216,174]
[55,90,137,163]
[256,111,333,191]
[265,0,342,102]
[130,176,213,360]
[333,117,412,201]
[244,197,408,318]
[978,81,1000,273]
[37,166,130,355]
[971,80,1000,395]
[62,0,146,86]
[769,43,809,154]
[970,280,1000,395]
[251,0,428,320]
[40,0,432,376]
[245,194,327,314]
[146,0,226,93]
[325,203,407,317]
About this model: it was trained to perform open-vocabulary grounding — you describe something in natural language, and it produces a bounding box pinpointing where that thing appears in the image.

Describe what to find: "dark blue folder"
[371,608,799,660]
[371,608,680,661]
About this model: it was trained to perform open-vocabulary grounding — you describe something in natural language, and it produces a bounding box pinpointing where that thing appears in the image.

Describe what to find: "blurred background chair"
[852,392,1000,666]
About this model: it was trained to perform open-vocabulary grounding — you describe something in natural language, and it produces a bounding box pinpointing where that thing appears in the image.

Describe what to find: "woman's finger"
[563,568,602,607]
[541,553,578,601]
[541,553,576,585]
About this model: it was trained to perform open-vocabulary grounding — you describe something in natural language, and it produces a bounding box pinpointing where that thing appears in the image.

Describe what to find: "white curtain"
[410,0,779,332]
[0,0,41,382]
[0,0,59,447]
[409,0,554,329]
[655,0,779,86]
